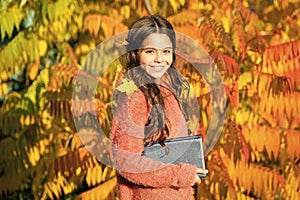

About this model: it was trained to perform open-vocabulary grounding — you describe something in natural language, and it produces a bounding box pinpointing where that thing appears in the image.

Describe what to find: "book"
[142,135,206,178]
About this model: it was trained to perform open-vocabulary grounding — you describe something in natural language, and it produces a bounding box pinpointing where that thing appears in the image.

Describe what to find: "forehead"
[141,33,172,49]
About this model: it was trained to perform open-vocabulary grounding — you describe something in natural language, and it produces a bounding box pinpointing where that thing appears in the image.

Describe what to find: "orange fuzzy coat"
[110,86,197,200]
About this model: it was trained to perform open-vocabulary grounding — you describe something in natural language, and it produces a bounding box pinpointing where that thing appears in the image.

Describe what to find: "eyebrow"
[140,47,173,50]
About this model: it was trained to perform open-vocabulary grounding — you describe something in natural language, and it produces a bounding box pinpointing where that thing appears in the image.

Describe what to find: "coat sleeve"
[110,90,197,188]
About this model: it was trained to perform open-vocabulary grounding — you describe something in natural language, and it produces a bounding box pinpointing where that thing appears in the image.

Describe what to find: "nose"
[154,50,163,63]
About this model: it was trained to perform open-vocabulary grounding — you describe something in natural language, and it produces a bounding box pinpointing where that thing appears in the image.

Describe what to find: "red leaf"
[237,126,250,163]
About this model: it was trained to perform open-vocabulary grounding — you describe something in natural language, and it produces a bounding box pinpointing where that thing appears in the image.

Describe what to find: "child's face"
[138,33,173,79]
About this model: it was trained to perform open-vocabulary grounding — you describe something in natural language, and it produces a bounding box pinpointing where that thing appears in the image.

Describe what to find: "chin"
[149,73,165,79]
[143,66,169,79]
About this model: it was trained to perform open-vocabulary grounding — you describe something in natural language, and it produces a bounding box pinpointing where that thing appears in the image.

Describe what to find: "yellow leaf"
[102,166,112,182]
[179,0,185,6]
[101,16,113,38]
[80,44,90,54]
[97,165,103,184]
[20,0,27,8]
[38,40,48,57]
[201,111,208,129]
[221,11,231,33]
[151,0,158,12]
[91,167,96,186]
[33,146,40,163]
[237,72,252,90]
[116,79,138,95]
[39,140,45,154]
[169,0,178,13]
[27,62,39,81]
[86,167,91,187]
[121,5,131,19]
[0,83,8,96]
[76,167,81,176]
[1,71,9,81]
[45,183,54,199]
[28,147,36,166]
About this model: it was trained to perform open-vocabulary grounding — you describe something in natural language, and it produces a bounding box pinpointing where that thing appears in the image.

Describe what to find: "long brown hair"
[124,15,191,143]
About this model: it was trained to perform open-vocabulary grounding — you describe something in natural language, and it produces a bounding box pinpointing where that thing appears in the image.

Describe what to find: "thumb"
[196,168,209,174]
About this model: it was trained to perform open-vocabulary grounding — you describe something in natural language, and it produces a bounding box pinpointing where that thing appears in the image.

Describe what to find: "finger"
[194,175,201,185]
[197,177,201,184]
[196,168,209,174]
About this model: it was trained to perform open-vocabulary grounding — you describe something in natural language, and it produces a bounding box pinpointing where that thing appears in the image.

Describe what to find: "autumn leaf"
[116,79,138,95]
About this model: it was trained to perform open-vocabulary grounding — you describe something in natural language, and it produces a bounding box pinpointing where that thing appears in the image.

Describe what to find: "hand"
[192,168,209,186]
[193,174,201,185]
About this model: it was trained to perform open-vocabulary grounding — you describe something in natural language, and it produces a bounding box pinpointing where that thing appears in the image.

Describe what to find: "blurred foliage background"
[0,0,300,199]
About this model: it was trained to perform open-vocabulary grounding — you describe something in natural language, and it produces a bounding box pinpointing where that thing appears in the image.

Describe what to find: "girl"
[110,15,208,200]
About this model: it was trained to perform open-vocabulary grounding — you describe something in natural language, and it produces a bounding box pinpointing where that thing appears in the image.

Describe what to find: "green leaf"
[12,7,25,31]
[1,17,9,40]
[41,0,49,24]
[47,3,54,22]
[0,21,6,41]
[5,13,14,38]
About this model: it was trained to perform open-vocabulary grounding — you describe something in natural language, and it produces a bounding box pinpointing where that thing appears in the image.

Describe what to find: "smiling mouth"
[150,65,164,72]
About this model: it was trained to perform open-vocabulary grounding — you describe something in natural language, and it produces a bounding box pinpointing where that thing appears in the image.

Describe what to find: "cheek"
[139,55,153,65]
[166,55,173,65]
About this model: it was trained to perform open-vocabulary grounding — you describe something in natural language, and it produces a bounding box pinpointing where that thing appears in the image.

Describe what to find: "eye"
[163,49,172,54]
[144,49,155,54]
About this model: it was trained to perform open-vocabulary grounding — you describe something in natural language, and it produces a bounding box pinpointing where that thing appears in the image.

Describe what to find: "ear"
[130,51,139,64]
[131,52,136,60]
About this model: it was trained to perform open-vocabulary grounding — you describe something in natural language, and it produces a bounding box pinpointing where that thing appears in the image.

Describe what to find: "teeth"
[152,66,163,69]
[154,67,163,72]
